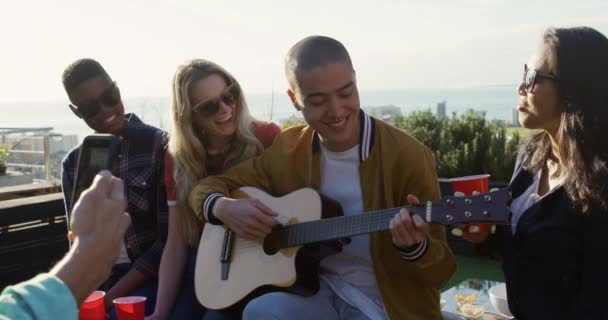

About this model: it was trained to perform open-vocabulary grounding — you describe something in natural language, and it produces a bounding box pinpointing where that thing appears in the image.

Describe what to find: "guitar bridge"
[220,229,235,280]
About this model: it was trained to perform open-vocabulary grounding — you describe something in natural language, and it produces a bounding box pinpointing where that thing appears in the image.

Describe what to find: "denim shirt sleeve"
[0,274,78,320]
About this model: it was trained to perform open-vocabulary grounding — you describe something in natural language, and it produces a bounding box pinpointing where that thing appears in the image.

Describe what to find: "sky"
[0,0,607,103]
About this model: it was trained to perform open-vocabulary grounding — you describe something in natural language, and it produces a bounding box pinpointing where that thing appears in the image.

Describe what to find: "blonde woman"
[148,59,280,320]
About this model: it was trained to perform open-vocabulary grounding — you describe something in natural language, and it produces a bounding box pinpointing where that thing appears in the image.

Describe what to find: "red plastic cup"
[79,290,106,320]
[450,174,491,235]
[451,174,490,195]
[113,296,146,320]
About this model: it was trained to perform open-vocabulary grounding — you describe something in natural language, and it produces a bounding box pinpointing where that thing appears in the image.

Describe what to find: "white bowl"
[489,283,513,317]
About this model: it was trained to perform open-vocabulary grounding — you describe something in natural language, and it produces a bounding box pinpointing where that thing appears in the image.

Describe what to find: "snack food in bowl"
[455,293,477,305]
[460,303,485,319]
[489,283,513,317]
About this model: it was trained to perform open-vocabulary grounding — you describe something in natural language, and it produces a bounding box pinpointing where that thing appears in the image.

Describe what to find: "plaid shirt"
[61,114,168,278]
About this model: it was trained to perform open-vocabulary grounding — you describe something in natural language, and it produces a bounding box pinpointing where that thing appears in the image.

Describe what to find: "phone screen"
[73,146,111,204]
[69,135,118,222]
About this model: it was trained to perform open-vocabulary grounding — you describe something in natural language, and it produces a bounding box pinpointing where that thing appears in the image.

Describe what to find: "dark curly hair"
[523,27,608,212]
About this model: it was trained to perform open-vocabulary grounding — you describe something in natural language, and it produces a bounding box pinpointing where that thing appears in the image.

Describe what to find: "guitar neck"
[264,188,510,251]
[270,205,428,249]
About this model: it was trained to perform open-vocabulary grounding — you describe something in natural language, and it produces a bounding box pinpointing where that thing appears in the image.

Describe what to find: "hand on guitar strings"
[214,197,278,241]
[389,194,431,249]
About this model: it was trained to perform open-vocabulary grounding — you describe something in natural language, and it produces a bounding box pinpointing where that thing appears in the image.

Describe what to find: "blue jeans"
[172,248,206,319]
[242,281,371,320]
[202,297,248,320]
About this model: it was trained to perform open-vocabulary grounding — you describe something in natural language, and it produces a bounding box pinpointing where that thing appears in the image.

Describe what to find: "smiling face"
[190,74,238,143]
[69,75,126,135]
[516,45,562,135]
[289,62,360,152]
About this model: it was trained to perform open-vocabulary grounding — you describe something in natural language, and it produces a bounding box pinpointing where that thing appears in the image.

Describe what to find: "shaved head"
[285,36,353,90]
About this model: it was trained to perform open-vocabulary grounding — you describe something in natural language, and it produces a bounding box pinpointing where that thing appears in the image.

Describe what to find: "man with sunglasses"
[60,58,168,317]
[189,37,456,319]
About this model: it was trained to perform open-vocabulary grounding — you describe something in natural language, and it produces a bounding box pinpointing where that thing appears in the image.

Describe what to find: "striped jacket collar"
[311,110,376,163]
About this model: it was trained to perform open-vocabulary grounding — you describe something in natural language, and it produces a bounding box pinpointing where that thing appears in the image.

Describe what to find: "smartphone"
[69,134,119,224]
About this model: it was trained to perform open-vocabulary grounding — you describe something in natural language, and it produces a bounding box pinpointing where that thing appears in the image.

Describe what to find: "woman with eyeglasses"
[147,59,280,320]
[462,27,608,319]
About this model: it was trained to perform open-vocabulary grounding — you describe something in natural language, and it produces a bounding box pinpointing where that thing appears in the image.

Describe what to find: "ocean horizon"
[2,85,519,142]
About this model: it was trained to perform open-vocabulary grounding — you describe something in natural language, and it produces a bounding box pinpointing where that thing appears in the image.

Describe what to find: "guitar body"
[194,186,511,309]
[194,187,342,310]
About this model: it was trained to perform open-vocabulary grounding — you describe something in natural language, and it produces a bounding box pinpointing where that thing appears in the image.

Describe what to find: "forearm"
[153,241,188,318]
[105,268,148,308]
[50,240,112,305]
[189,154,275,221]
[189,176,238,221]
[398,147,456,287]
[410,225,456,288]
[0,274,78,320]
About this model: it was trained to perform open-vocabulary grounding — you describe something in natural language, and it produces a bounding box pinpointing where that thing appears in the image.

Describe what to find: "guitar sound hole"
[263,231,281,255]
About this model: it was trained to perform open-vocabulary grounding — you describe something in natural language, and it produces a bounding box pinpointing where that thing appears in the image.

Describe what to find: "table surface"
[441,278,512,319]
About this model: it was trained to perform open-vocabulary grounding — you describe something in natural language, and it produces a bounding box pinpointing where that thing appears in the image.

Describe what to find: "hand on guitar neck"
[389,194,431,248]
[213,197,279,241]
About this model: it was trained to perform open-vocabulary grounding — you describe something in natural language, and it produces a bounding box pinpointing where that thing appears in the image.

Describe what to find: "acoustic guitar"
[195,186,511,309]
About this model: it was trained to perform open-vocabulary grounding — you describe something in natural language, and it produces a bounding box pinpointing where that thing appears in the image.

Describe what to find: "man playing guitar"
[189,36,456,320]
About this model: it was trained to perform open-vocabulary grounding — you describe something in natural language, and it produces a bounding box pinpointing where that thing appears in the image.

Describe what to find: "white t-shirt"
[318,143,387,320]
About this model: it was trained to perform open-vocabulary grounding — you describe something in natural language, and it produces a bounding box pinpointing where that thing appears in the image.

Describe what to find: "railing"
[0,191,68,290]
[0,127,62,182]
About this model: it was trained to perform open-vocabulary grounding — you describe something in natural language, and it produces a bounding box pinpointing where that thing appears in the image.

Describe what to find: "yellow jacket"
[190,111,456,319]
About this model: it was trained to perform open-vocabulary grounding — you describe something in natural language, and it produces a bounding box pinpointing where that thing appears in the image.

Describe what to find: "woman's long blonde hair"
[169,59,262,245]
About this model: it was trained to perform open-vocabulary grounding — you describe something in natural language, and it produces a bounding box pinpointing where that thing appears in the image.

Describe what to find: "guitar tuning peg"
[454,192,465,197]
[490,188,500,192]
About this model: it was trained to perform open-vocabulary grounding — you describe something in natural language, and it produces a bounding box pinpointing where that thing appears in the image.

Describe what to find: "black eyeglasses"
[192,83,239,117]
[523,64,558,93]
[70,82,120,118]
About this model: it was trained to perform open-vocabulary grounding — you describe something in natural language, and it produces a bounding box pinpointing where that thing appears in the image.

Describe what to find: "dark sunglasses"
[70,82,120,118]
[523,64,558,93]
[192,83,239,117]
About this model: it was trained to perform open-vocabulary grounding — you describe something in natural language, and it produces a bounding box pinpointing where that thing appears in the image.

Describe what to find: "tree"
[396,110,520,181]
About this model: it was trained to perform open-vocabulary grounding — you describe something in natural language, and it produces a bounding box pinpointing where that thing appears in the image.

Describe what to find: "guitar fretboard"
[270,205,428,249]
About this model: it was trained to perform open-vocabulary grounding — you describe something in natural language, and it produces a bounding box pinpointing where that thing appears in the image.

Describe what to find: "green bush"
[281,109,521,181]
[395,110,520,181]
[0,144,10,166]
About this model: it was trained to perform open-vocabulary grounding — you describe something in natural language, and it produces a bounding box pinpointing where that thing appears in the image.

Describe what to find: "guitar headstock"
[428,188,511,225]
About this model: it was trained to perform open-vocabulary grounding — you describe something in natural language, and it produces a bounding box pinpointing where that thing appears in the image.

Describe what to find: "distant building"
[436,101,447,119]
[364,105,402,122]
[512,108,520,127]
